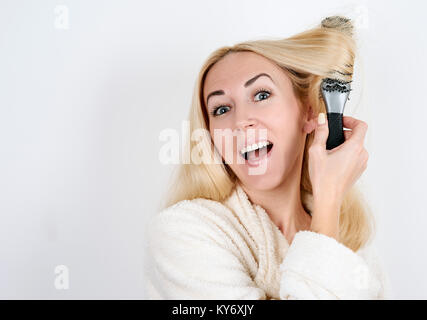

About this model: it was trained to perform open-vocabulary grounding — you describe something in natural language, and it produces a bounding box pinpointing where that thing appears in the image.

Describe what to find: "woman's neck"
[238,157,311,244]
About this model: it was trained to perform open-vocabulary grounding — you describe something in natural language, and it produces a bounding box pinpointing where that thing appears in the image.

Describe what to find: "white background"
[0,0,426,299]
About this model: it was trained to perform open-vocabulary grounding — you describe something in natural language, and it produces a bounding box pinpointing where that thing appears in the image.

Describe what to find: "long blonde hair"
[160,16,375,252]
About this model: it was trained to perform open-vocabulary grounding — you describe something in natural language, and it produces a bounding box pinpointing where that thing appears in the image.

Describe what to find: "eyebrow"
[205,73,274,105]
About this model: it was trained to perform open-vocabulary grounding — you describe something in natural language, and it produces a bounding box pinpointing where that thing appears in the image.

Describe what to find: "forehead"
[203,51,287,101]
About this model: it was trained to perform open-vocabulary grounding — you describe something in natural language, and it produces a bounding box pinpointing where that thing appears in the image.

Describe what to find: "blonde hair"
[160,16,375,252]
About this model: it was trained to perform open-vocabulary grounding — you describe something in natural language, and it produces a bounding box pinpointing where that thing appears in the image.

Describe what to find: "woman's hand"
[307,113,369,239]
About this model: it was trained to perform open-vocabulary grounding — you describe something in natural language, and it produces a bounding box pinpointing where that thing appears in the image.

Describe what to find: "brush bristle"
[321,78,351,93]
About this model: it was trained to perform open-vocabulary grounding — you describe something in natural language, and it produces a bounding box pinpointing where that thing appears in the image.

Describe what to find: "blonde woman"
[145,16,392,299]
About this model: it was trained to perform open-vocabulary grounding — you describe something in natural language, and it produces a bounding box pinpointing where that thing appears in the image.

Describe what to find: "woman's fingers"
[311,113,329,149]
[308,115,366,146]
[342,116,368,144]
[342,116,359,129]
[343,129,352,141]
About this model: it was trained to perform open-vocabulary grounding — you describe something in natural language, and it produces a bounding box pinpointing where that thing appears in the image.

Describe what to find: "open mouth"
[240,142,274,162]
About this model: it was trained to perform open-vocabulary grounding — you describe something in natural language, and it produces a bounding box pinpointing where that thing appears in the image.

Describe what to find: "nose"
[234,106,263,152]
[235,108,258,132]
[236,119,256,132]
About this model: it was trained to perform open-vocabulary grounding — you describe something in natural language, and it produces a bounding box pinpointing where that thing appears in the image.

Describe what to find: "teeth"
[240,141,272,155]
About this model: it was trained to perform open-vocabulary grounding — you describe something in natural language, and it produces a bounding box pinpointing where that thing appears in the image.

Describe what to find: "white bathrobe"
[144,183,392,299]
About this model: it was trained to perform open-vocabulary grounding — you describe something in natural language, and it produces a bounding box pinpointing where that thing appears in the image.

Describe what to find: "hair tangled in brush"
[321,16,354,37]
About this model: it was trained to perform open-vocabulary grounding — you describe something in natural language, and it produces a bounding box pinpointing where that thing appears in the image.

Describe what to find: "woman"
[145,16,392,299]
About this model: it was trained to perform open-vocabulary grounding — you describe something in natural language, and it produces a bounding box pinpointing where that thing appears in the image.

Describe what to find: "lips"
[240,142,272,159]
[239,138,273,153]
[242,143,274,167]
[235,133,274,166]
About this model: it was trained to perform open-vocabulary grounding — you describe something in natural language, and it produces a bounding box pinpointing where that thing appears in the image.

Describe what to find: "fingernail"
[318,113,325,125]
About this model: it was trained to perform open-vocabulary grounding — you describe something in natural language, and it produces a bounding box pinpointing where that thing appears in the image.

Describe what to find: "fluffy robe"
[144,184,392,299]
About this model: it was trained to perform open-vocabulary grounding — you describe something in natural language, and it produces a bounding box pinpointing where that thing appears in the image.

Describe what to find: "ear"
[302,104,316,134]
[306,105,314,120]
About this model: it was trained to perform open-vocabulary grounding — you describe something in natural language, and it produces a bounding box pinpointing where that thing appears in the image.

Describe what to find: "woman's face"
[203,51,313,190]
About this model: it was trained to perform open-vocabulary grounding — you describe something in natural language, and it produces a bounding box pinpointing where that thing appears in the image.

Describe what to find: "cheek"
[268,103,303,151]
[210,127,237,159]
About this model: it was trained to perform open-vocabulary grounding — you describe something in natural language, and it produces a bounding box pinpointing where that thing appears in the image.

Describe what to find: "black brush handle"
[326,112,345,150]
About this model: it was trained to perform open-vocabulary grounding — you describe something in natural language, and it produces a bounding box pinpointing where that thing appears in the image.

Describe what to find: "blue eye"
[210,89,271,117]
[254,90,270,101]
[213,106,230,116]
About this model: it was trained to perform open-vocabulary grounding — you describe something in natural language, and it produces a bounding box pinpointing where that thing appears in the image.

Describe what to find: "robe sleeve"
[279,230,392,299]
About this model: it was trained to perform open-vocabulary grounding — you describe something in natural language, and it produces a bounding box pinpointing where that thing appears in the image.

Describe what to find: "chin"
[236,168,283,191]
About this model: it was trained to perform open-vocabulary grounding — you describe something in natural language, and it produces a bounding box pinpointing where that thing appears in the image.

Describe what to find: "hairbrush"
[320,78,352,150]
